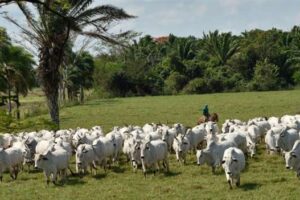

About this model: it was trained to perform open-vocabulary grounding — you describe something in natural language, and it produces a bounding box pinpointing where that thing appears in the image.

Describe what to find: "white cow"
[75,144,97,175]
[172,134,190,164]
[276,127,299,152]
[285,140,300,178]
[222,147,245,189]
[34,147,70,185]
[196,140,236,173]
[186,125,206,150]
[0,147,23,181]
[140,139,169,177]
[265,128,281,154]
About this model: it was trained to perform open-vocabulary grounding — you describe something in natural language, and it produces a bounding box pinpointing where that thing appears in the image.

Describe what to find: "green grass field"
[1,90,300,200]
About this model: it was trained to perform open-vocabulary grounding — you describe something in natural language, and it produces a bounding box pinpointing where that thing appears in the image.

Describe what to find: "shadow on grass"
[270,177,287,183]
[111,166,126,174]
[164,171,182,177]
[27,169,43,174]
[92,173,107,180]
[240,183,261,191]
[64,177,86,186]
[212,169,224,176]
[19,176,38,181]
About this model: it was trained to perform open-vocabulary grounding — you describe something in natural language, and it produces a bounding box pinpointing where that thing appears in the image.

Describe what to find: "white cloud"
[220,0,241,15]
[296,13,300,23]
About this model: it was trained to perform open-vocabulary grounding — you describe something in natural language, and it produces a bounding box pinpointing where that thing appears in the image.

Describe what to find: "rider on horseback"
[202,104,210,122]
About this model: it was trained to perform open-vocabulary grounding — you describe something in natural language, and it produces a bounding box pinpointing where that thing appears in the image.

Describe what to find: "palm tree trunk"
[62,82,66,101]
[7,83,12,115]
[80,85,84,104]
[46,91,59,127]
[16,88,20,120]
[39,47,61,129]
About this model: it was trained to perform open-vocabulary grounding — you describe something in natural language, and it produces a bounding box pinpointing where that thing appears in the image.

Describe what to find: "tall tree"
[203,30,239,66]
[2,0,134,128]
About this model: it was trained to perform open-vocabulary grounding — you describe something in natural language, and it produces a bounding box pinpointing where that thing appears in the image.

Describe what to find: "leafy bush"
[182,78,207,94]
[250,59,280,91]
[292,71,300,85]
[164,72,188,95]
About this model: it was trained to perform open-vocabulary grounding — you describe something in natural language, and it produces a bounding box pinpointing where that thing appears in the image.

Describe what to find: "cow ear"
[222,160,225,164]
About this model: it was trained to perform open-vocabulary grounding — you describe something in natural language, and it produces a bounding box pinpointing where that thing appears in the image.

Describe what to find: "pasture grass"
[1,90,300,199]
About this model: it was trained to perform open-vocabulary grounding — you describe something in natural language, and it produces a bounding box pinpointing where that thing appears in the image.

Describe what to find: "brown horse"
[197,113,219,125]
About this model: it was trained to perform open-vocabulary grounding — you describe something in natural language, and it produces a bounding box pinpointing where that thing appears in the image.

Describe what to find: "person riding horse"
[202,104,210,122]
[197,105,219,124]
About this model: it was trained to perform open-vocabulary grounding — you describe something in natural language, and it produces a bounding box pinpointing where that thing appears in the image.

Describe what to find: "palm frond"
[75,5,135,22]
[16,2,47,43]
[69,0,93,16]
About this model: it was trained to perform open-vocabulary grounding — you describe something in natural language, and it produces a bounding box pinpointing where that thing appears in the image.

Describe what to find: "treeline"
[93,27,300,97]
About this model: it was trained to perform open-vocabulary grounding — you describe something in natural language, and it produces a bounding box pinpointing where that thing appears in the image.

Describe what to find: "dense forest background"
[2,26,300,101]
[93,26,300,97]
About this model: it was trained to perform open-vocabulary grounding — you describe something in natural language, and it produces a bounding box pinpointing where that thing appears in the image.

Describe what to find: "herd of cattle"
[0,114,300,189]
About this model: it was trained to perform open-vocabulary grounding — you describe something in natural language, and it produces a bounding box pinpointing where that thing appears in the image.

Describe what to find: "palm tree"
[203,30,239,66]
[2,1,134,128]
[0,46,35,117]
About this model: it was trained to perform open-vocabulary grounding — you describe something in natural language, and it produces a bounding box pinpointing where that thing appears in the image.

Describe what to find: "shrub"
[182,78,207,94]
[292,71,300,85]
[250,59,280,91]
[164,72,188,95]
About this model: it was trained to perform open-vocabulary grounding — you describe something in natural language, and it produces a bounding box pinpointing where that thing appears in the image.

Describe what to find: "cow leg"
[164,159,169,172]
[212,166,216,174]
[157,162,162,172]
[14,167,19,180]
[44,172,50,186]
[228,179,233,189]
[9,167,15,180]
[68,166,75,176]
[236,176,240,187]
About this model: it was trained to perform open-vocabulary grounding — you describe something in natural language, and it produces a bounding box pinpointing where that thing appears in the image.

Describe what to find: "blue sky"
[0,0,299,54]
[99,0,300,37]
[1,0,300,39]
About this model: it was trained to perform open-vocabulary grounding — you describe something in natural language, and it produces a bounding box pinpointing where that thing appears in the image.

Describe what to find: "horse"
[197,113,219,125]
